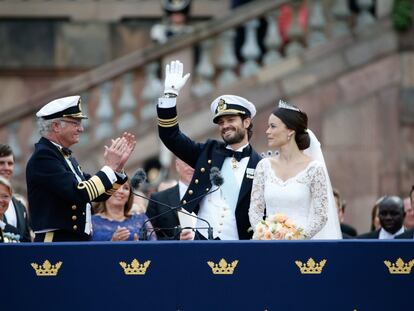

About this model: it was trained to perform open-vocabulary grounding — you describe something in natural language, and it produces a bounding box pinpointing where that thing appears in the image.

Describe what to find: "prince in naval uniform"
[26,96,136,242]
[157,60,261,240]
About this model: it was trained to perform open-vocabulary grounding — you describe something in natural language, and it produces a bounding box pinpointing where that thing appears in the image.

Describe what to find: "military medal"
[231,157,238,169]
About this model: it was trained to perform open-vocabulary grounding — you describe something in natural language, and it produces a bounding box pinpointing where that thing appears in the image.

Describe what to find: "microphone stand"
[133,186,220,240]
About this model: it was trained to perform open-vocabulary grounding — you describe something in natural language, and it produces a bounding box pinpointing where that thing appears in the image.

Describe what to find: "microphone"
[131,168,147,190]
[135,167,224,240]
[209,167,224,187]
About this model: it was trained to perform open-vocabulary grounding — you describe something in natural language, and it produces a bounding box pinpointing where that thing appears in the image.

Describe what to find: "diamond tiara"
[278,100,300,112]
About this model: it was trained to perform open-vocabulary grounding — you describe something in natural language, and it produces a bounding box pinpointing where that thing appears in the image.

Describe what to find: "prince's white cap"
[210,95,256,124]
[36,95,88,120]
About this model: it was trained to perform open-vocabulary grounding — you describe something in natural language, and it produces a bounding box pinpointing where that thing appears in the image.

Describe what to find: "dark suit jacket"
[26,137,127,241]
[341,223,357,237]
[6,197,31,242]
[146,185,181,240]
[356,230,380,239]
[357,229,406,239]
[395,229,414,239]
[158,106,262,240]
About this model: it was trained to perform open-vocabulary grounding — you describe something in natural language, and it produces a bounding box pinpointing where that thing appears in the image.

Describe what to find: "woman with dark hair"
[370,196,383,232]
[249,100,342,239]
[91,182,156,241]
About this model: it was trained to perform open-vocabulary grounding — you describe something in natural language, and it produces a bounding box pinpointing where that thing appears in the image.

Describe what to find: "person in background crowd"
[396,185,414,239]
[92,181,156,241]
[146,158,194,240]
[0,144,31,242]
[157,60,261,240]
[333,188,357,238]
[129,190,149,214]
[26,95,136,242]
[370,197,383,232]
[157,179,178,192]
[151,0,192,44]
[358,196,405,239]
[0,176,21,242]
[403,186,414,229]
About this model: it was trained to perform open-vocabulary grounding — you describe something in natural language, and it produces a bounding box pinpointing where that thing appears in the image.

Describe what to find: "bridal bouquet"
[253,213,304,240]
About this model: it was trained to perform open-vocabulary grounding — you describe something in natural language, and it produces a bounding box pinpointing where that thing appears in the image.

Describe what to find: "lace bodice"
[249,158,328,239]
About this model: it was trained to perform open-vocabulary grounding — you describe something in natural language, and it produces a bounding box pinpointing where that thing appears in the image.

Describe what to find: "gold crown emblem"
[119,259,151,275]
[295,258,326,274]
[217,99,227,112]
[384,258,414,274]
[31,260,62,277]
[207,258,238,275]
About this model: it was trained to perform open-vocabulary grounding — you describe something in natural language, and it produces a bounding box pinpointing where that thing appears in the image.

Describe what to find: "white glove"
[164,60,190,96]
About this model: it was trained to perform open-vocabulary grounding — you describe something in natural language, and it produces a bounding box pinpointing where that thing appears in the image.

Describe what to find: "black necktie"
[221,146,251,162]
[61,147,85,180]
[61,147,72,157]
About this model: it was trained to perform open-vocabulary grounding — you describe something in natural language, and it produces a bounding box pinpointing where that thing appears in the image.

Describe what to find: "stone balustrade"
[0,0,393,185]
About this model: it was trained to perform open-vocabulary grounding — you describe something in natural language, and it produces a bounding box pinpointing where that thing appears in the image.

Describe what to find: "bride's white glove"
[164,60,190,96]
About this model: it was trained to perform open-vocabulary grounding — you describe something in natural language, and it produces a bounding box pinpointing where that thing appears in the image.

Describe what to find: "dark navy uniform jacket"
[157,106,261,240]
[26,137,126,239]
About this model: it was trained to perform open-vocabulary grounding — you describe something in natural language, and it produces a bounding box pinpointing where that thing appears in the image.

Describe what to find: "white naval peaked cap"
[36,95,88,120]
[210,95,256,124]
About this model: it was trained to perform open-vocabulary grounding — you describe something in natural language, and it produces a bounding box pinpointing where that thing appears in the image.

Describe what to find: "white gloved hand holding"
[164,60,190,96]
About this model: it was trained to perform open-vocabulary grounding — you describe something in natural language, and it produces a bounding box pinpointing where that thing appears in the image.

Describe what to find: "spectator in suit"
[157,179,178,192]
[0,176,21,242]
[403,185,414,230]
[333,188,357,238]
[395,227,414,239]
[146,158,194,240]
[396,185,414,239]
[26,95,136,242]
[0,144,31,242]
[358,196,405,239]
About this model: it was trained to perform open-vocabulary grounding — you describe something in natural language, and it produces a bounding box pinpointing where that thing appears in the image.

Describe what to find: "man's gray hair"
[37,118,64,136]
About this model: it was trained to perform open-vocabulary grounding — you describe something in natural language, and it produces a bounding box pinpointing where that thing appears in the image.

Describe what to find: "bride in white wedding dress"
[249,100,342,239]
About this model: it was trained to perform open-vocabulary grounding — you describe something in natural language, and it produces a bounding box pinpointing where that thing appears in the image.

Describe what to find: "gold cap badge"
[217,99,226,112]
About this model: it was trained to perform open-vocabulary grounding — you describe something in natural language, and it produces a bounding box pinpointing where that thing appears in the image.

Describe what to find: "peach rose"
[278,227,289,236]
[274,213,288,223]
[263,230,273,240]
[274,231,284,240]
[284,219,295,228]
[256,224,265,235]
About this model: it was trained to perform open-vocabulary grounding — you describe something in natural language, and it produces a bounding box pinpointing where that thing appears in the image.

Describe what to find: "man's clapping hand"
[104,132,136,173]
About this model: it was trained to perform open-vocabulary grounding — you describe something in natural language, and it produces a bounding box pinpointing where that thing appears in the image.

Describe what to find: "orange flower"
[263,230,273,240]
[274,213,288,223]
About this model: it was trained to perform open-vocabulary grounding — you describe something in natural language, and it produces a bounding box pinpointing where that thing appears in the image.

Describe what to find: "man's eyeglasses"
[60,119,83,128]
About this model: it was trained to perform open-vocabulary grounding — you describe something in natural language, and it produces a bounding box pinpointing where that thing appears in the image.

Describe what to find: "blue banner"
[1,241,413,310]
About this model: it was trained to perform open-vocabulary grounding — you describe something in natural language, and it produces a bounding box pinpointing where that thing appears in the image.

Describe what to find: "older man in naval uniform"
[27,95,136,242]
[156,60,261,240]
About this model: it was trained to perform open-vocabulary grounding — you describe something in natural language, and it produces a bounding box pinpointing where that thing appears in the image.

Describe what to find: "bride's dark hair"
[272,105,310,150]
